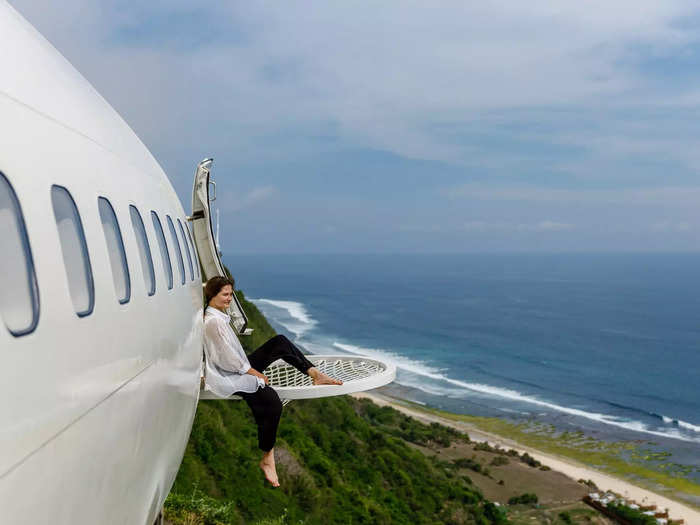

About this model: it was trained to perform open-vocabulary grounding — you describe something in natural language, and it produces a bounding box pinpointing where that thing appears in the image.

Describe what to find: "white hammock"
[200,355,396,401]
[191,159,395,402]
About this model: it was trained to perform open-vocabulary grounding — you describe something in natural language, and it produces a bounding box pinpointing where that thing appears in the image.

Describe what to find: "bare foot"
[260,450,280,487]
[308,367,343,385]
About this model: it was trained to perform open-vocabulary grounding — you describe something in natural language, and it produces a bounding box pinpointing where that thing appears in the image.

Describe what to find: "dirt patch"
[414,441,588,506]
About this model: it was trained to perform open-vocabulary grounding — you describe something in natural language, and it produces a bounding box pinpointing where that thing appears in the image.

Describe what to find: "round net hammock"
[200,355,396,401]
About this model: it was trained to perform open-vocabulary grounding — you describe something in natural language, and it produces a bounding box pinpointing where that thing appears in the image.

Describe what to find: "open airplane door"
[190,158,251,334]
[193,158,396,401]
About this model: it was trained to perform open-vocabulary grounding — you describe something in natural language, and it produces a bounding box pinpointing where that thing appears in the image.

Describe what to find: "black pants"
[235,334,314,451]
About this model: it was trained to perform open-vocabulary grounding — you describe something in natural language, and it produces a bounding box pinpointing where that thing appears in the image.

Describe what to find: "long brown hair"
[204,276,235,305]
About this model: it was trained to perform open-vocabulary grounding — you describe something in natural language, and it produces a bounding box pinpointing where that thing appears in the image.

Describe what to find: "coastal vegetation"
[603,502,656,525]
[164,291,507,525]
[404,404,700,507]
[507,493,538,506]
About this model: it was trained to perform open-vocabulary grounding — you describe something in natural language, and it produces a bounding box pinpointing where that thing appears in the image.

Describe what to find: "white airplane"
[0,3,393,524]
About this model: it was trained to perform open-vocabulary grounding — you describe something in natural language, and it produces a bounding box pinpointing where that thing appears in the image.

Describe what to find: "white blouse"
[202,306,264,398]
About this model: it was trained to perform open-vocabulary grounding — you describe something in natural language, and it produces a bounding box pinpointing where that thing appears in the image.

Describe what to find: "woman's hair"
[204,276,235,305]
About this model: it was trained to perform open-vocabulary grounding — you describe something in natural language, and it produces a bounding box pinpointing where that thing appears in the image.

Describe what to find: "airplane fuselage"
[0,4,202,523]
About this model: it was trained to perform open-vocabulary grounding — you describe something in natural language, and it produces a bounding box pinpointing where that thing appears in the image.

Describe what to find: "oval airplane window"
[166,215,185,285]
[129,206,155,296]
[0,172,40,336]
[185,222,200,279]
[151,211,173,290]
[177,218,194,281]
[98,197,130,304]
[51,185,94,317]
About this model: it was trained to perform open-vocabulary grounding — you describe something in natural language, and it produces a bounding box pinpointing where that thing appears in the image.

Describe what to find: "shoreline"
[351,390,700,524]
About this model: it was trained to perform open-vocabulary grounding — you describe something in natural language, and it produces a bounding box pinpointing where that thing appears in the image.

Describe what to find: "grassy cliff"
[164,291,507,525]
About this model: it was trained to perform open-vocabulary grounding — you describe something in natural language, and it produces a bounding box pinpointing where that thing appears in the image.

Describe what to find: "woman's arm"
[246,368,269,385]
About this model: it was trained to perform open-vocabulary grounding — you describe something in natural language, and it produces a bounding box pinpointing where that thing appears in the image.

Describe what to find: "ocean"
[225,253,700,478]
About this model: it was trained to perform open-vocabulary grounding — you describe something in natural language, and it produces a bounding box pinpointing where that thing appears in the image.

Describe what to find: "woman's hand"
[247,367,269,385]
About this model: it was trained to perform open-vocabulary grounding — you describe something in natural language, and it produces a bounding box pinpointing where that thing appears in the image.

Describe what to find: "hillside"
[163,291,507,525]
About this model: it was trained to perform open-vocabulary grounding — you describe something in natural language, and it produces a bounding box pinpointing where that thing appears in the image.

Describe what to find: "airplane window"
[166,215,185,286]
[129,206,155,296]
[185,222,200,279]
[51,185,94,317]
[177,218,194,281]
[151,211,173,290]
[0,172,39,336]
[98,197,130,304]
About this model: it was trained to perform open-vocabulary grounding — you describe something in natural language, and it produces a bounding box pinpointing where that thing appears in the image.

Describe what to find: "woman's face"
[210,284,233,311]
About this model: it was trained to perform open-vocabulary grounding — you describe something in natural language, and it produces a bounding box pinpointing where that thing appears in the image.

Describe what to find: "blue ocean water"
[226,253,700,468]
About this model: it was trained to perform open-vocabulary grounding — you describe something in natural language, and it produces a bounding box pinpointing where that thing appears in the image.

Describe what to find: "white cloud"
[518,221,574,232]
[651,220,693,232]
[404,220,574,233]
[462,221,497,232]
[10,0,700,166]
[223,186,278,212]
[446,184,700,207]
[9,1,700,252]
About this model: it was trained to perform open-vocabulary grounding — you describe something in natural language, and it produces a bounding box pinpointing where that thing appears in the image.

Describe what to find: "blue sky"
[12,1,700,252]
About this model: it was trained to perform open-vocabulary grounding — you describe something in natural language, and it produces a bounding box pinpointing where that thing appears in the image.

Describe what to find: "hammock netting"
[200,355,395,401]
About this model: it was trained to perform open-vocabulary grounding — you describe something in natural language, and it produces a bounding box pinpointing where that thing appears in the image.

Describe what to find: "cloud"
[462,221,497,232]
[517,221,574,232]
[11,0,700,166]
[9,1,700,252]
[402,220,574,233]
[445,184,700,207]
[222,186,278,212]
[651,220,693,232]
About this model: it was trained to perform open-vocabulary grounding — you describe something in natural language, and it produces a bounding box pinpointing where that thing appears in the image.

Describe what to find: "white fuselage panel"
[0,3,202,524]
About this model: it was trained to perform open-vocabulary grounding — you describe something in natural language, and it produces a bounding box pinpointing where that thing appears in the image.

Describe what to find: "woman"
[202,276,342,487]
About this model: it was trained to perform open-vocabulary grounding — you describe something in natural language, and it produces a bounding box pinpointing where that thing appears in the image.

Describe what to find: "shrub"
[490,456,509,466]
[605,503,657,525]
[558,511,572,524]
[520,452,542,468]
[453,457,483,473]
[474,442,495,452]
[508,493,538,505]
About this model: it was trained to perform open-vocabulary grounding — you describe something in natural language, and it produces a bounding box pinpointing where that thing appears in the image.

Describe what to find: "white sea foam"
[660,415,700,433]
[332,342,444,377]
[332,342,700,443]
[677,420,700,433]
[253,299,317,337]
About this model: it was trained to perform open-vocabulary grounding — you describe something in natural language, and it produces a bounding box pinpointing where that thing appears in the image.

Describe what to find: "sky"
[10,1,700,253]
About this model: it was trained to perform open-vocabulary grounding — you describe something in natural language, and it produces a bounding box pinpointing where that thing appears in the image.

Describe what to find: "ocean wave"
[251,299,700,444]
[608,405,700,436]
[659,415,700,433]
[332,342,446,376]
[677,420,700,433]
[332,342,700,443]
[252,299,317,337]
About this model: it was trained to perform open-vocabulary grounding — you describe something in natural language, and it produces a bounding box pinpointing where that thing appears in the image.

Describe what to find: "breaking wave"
[332,342,700,443]
[253,298,700,444]
[253,298,317,337]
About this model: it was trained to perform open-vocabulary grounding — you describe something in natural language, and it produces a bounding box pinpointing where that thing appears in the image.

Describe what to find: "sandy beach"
[352,391,700,524]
